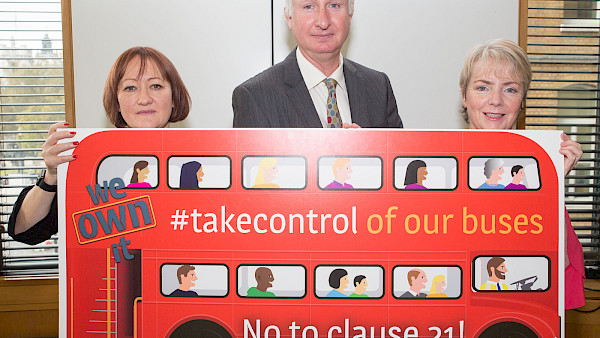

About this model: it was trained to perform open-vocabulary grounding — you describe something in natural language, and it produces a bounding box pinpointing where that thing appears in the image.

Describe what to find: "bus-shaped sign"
[59,129,564,338]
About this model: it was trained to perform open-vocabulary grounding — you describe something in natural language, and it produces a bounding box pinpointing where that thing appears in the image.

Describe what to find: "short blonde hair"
[331,158,351,176]
[284,0,355,17]
[459,39,531,123]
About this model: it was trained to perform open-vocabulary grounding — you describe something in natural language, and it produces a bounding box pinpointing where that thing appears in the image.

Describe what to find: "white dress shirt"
[296,48,352,127]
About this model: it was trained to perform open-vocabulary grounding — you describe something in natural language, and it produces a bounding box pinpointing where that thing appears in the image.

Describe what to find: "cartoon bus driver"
[480,257,509,290]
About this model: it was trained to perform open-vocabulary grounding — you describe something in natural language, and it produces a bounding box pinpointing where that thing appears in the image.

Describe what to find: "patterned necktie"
[324,78,342,128]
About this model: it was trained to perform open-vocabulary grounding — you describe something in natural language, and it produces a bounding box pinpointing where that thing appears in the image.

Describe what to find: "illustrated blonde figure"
[325,158,354,189]
[252,157,280,188]
[426,275,448,298]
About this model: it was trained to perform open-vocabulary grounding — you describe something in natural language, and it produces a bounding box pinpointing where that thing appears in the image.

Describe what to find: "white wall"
[71,0,272,128]
[71,0,519,129]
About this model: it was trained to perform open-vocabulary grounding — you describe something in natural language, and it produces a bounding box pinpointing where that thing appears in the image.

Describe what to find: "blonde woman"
[426,275,447,298]
[460,39,584,309]
[252,157,279,188]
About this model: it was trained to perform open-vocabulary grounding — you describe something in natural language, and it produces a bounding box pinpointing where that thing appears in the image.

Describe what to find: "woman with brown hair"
[9,46,191,245]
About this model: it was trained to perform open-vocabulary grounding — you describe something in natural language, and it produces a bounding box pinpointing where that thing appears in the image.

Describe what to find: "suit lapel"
[282,49,323,128]
[344,60,368,126]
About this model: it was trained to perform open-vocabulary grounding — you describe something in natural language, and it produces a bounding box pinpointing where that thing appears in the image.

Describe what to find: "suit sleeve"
[383,73,403,128]
[232,85,272,128]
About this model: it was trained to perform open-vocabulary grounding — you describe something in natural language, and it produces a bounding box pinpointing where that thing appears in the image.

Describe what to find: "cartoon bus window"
[394,157,458,191]
[237,265,306,298]
[97,155,158,189]
[242,156,307,190]
[468,157,541,191]
[392,265,462,299]
[167,156,231,190]
[160,263,228,298]
[314,265,384,299]
[473,256,549,292]
[318,156,383,190]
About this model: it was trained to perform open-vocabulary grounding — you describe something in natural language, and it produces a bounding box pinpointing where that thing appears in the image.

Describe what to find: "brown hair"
[130,160,149,184]
[103,46,191,128]
[406,269,420,286]
[486,257,505,277]
[176,265,195,284]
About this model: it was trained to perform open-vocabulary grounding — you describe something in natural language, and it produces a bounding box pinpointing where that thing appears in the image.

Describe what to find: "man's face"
[181,270,198,288]
[335,163,352,183]
[286,0,352,63]
[355,278,368,293]
[257,268,275,288]
[493,263,508,280]
[409,269,428,291]
[413,270,427,290]
[514,168,525,183]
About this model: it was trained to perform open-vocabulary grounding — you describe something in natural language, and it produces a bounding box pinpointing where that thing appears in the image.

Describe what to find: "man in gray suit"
[233,0,403,128]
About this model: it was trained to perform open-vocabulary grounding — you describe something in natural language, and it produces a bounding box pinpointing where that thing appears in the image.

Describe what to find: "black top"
[8,185,57,245]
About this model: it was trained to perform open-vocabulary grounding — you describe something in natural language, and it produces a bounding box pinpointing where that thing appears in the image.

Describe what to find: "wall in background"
[70,0,518,129]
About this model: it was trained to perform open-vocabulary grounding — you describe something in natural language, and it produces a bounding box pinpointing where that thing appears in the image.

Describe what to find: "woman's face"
[436,279,446,292]
[196,166,204,182]
[137,166,150,181]
[117,56,173,128]
[491,166,505,180]
[264,164,279,182]
[417,166,428,182]
[340,275,349,290]
[463,61,524,130]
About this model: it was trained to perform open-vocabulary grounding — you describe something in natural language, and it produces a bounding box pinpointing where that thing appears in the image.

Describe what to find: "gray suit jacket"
[233,49,403,128]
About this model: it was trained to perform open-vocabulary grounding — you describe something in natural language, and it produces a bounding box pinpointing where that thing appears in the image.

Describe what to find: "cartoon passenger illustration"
[326,268,349,297]
[127,160,151,188]
[325,158,354,189]
[179,161,204,189]
[426,275,448,298]
[169,265,198,297]
[252,157,280,188]
[505,165,527,189]
[480,257,509,290]
[246,267,276,297]
[478,158,505,189]
[404,160,428,189]
[401,268,428,297]
[349,275,369,298]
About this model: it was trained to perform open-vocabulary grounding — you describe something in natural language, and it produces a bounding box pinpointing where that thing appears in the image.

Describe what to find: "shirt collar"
[296,48,346,91]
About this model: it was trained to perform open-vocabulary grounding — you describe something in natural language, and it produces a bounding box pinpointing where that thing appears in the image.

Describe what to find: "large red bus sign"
[59,129,565,338]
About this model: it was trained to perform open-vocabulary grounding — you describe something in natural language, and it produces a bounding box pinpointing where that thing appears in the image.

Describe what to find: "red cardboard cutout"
[59,129,564,338]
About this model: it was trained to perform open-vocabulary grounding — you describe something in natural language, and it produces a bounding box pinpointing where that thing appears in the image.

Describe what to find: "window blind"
[526,0,600,278]
[0,0,64,277]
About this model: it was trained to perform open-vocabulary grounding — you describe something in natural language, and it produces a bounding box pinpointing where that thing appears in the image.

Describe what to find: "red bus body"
[61,129,562,337]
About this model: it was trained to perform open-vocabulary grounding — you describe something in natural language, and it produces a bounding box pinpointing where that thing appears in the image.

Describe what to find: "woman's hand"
[41,122,78,184]
[560,133,583,178]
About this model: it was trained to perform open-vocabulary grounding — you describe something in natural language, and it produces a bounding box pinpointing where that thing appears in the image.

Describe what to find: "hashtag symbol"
[171,210,189,230]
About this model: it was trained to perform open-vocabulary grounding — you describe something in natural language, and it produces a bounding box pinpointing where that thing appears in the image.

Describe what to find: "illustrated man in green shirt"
[349,275,369,297]
[246,267,276,297]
